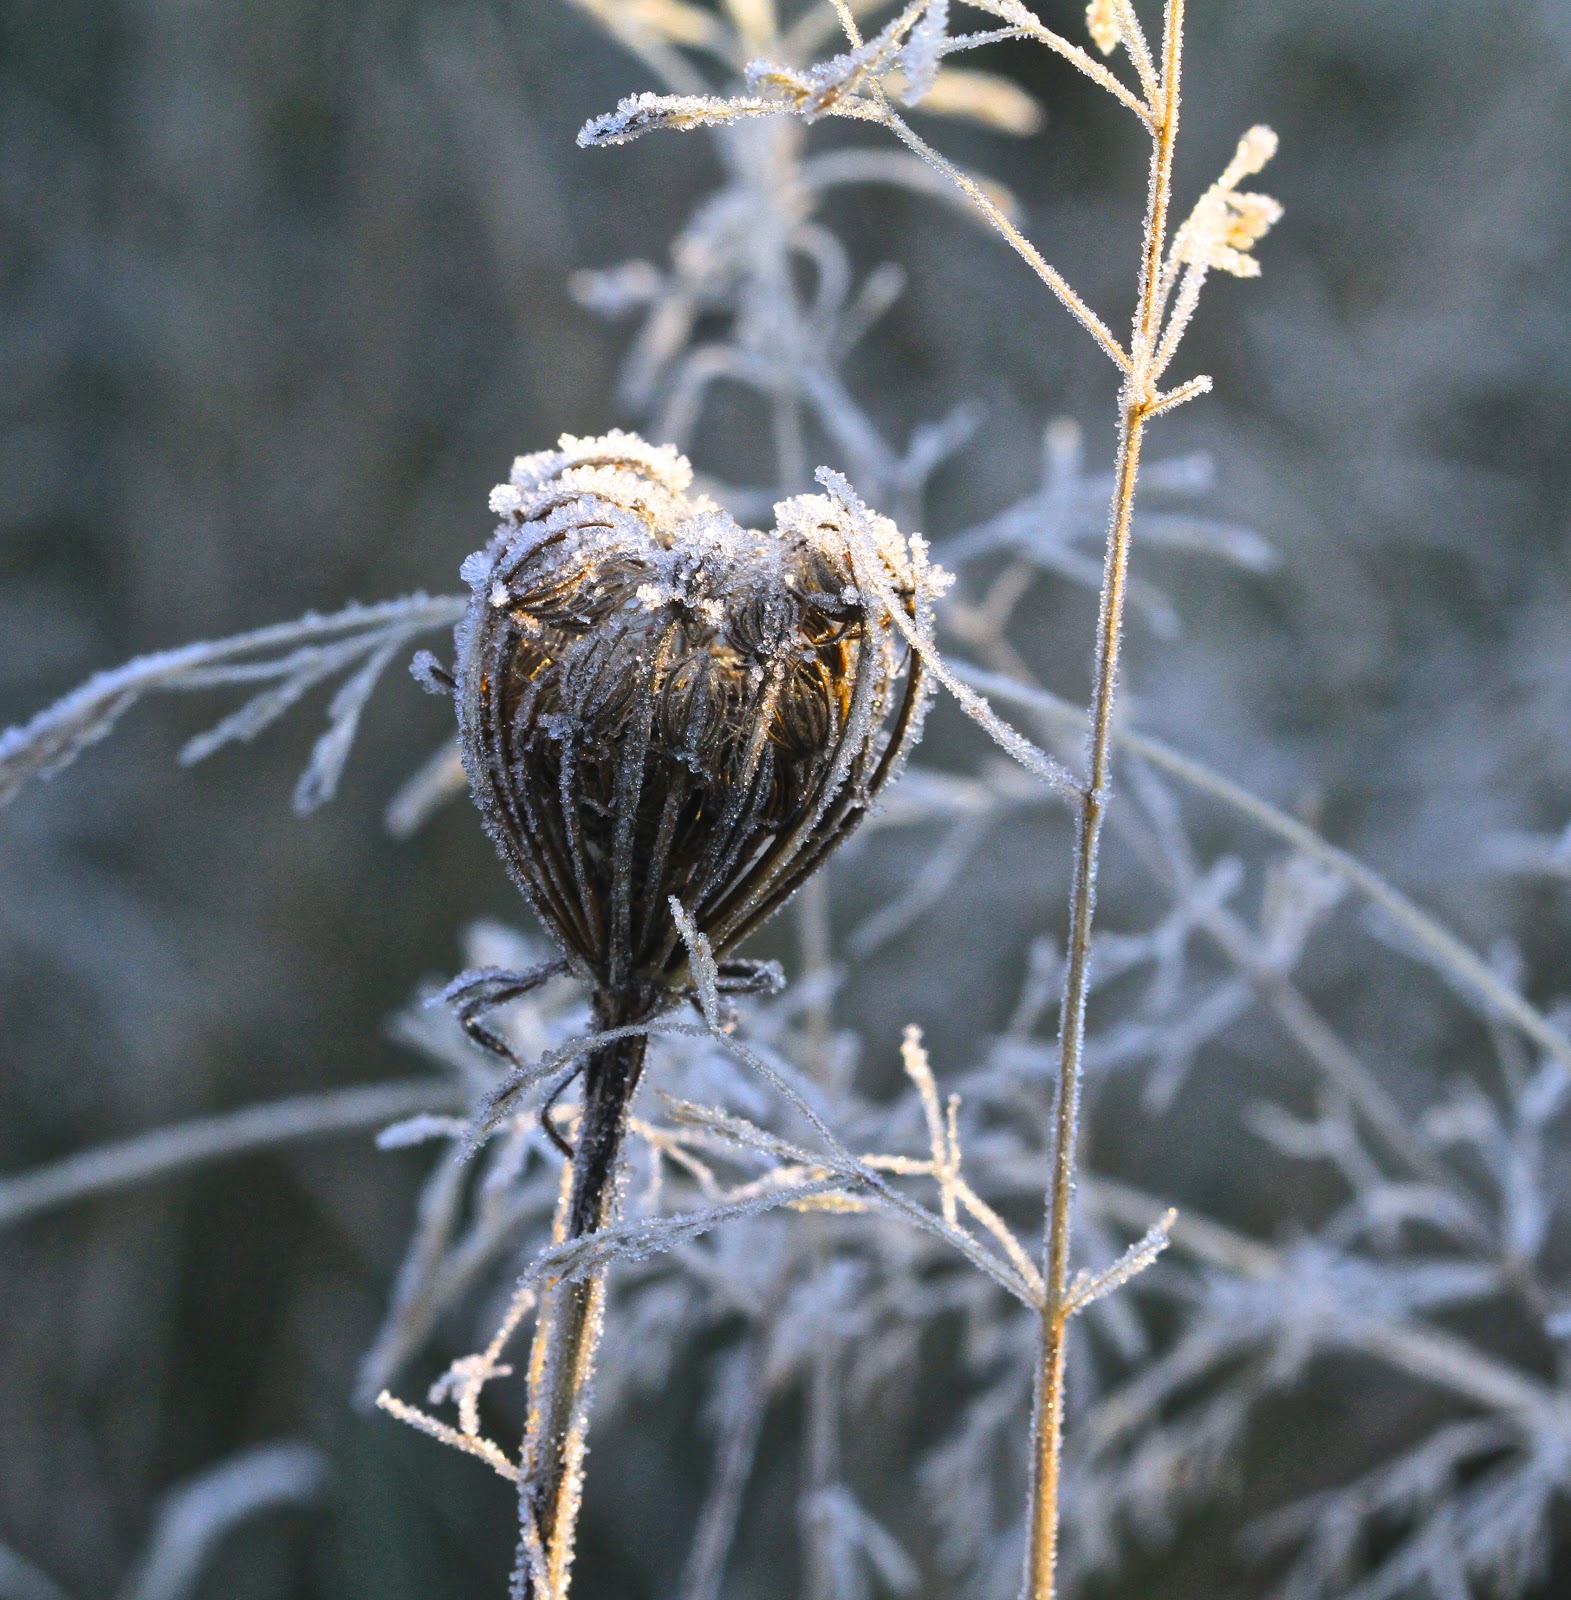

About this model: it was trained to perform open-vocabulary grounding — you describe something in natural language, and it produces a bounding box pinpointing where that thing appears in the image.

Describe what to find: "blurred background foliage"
[3,0,1571,1595]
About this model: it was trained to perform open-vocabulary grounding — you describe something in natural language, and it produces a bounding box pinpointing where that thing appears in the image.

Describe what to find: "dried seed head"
[455,431,933,1006]
[1171,126,1283,280]
[1086,0,1121,56]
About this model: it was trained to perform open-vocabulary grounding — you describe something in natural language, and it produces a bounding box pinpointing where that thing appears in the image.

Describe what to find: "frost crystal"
[897,0,950,105]
[577,92,778,148]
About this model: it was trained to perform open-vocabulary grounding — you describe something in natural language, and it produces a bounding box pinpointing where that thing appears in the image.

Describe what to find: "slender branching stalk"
[1028,8,1187,1592]
[453,435,937,1593]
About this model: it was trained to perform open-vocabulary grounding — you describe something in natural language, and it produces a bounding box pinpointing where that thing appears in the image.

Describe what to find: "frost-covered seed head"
[455,431,932,1005]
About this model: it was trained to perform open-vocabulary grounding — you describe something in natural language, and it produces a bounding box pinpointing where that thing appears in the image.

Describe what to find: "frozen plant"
[11,5,1571,1600]
[434,427,943,1591]
[574,3,1283,1592]
[1,0,1282,1595]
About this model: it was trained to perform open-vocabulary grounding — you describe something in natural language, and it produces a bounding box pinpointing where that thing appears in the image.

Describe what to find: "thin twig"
[872,106,1133,373]
[958,0,1155,126]
[0,594,466,807]
[1107,0,1161,104]
[0,1079,465,1232]
[1025,5,1185,1596]
[952,663,1571,1078]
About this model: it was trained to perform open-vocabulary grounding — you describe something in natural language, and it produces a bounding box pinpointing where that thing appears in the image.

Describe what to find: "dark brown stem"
[512,1009,651,1600]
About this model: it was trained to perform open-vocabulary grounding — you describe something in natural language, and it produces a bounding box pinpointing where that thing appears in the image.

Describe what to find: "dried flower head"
[455,431,934,1010]
[1171,125,1283,279]
[1086,0,1121,56]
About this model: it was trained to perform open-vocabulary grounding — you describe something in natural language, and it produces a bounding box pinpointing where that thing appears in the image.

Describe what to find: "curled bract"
[454,431,937,1008]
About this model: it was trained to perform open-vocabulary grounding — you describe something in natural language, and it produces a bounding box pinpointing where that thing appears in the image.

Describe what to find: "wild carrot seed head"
[455,431,933,1003]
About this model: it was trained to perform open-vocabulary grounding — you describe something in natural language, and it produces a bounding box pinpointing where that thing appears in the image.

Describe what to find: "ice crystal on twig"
[577,91,779,147]
[897,0,950,105]
[0,595,464,811]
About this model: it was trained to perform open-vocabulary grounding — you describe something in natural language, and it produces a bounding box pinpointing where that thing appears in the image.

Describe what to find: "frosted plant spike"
[0,593,466,810]
[671,897,721,1025]
[577,92,779,147]
[1063,1208,1177,1316]
[517,1177,851,1289]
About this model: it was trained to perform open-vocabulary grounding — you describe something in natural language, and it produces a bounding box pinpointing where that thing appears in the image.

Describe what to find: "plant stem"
[513,1021,650,1600]
[1024,6,1184,1597]
[800,1336,841,1600]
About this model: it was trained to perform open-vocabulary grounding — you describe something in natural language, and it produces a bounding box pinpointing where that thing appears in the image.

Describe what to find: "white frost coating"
[0,592,466,811]
[519,1177,848,1289]
[508,429,694,498]
[814,467,1077,799]
[293,638,402,813]
[771,489,941,596]
[177,636,367,767]
[1063,1208,1176,1315]
[577,93,780,148]
[670,896,720,1026]
[376,1113,471,1150]
[897,0,950,105]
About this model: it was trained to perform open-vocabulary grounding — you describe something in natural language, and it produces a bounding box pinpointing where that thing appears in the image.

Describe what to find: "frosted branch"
[0,594,465,810]
[1063,1207,1176,1316]
[0,1079,463,1232]
[520,1177,850,1288]
[957,0,1155,125]
[955,662,1571,1076]
[819,467,1080,798]
[375,1392,519,1481]
[578,92,780,146]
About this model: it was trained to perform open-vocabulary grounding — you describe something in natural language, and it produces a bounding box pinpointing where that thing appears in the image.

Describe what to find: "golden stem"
[1023,5,1184,1598]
